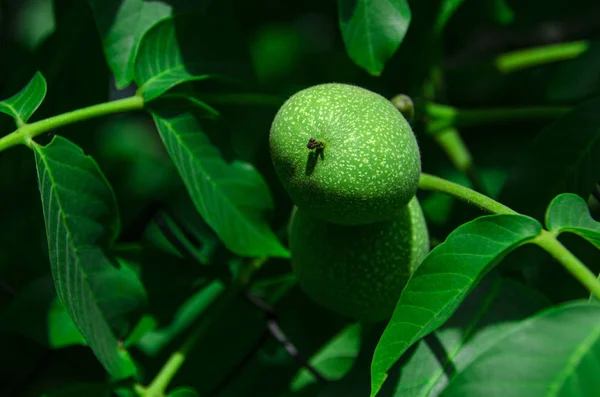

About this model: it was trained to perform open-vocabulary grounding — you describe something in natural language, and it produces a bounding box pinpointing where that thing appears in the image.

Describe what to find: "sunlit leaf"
[0,72,46,127]
[88,0,172,89]
[33,136,138,379]
[546,193,600,248]
[501,96,600,220]
[135,17,249,101]
[338,0,411,76]
[370,214,542,397]
[151,110,289,258]
[442,301,600,396]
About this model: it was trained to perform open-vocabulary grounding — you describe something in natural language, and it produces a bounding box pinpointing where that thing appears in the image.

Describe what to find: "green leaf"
[546,193,600,248]
[434,0,466,34]
[291,323,361,391]
[370,214,542,397]
[338,0,411,76]
[135,17,249,101]
[88,0,172,89]
[391,275,551,396]
[501,97,600,221]
[167,388,199,397]
[0,71,46,126]
[151,111,289,258]
[0,277,85,348]
[33,136,138,379]
[295,275,550,397]
[135,280,224,356]
[441,301,600,396]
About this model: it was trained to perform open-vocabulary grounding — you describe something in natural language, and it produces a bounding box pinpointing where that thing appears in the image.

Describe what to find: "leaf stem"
[0,96,144,152]
[429,127,487,193]
[495,40,589,73]
[426,103,571,133]
[420,173,600,301]
[142,257,266,397]
[418,173,516,215]
[533,230,600,300]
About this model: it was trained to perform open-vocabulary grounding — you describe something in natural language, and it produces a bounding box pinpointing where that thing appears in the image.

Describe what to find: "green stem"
[426,103,570,133]
[0,95,144,152]
[430,127,487,193]
[421,173,600,300]
[496,40,589,73]
[533,230,600,301]
[142,258,266,397]
[418,173,516,215]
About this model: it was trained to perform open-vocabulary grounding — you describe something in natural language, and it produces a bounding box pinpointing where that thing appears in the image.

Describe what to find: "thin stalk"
[426,103,570,133]
[418,173,516,215]
[496,40,589,73]
[430,127,487,193]
[534,230,600,301]
[0,95,144,152]
[421,173,600,300]
[142,258,266,397]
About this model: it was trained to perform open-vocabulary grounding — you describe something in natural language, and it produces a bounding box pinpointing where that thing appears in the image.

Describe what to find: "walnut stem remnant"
[307,138,324,150]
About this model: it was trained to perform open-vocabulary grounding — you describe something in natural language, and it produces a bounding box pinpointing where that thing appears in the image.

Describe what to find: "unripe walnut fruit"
[269,83,421,225]
[289,197,429,322]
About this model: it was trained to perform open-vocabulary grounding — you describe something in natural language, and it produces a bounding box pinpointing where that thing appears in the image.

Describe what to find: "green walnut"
[269,83,421,225]
[289,197,430,322]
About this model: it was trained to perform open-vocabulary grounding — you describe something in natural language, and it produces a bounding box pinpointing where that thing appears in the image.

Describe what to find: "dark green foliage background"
[1,0,600,396]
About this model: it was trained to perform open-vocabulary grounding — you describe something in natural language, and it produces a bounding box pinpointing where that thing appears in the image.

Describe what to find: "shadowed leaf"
[135,17,250,101]
[33,136,141,379]
[442,301,600,396]
[88,0,172,88]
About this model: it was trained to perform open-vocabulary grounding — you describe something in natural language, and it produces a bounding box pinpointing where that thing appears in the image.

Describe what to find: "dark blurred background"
[2,0,600,395]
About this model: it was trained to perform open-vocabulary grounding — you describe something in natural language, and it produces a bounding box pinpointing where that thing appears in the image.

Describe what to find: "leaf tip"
[370,373,387,397]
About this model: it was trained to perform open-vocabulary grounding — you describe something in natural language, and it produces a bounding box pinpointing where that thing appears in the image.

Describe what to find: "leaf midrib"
[35,146,119,351]
[155,115,275,248]
[547,319,600,396]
